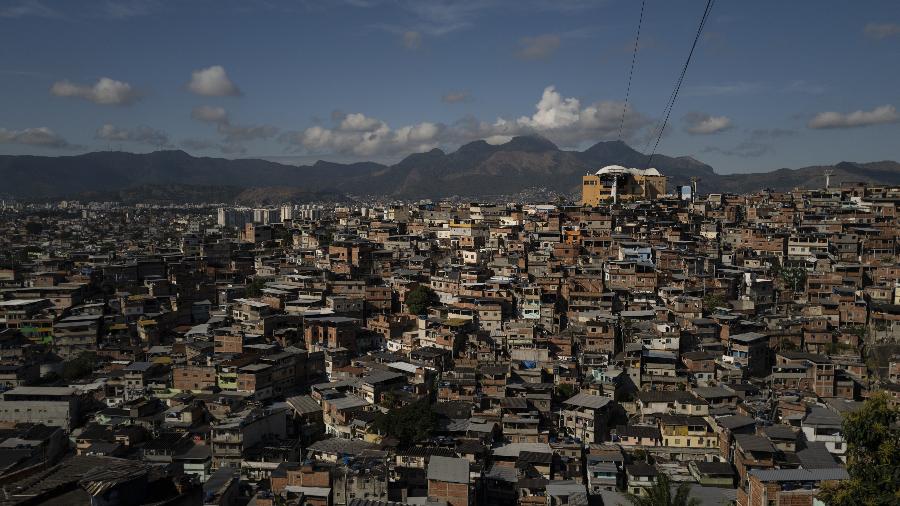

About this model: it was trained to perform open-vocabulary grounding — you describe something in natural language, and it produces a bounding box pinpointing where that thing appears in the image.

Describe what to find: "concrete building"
[427,456,471,506]
[581,166,667,205]
[0,386,79,431]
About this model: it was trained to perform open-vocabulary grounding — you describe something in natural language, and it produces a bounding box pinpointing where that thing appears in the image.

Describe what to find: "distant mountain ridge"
[0,136,897,201]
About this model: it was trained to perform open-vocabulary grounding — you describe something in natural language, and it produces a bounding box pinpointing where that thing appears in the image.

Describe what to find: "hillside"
[0,137,896,201]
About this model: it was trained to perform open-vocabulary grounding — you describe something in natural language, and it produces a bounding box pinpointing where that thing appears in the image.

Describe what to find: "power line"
[644,0,716,169]
[617,0,646,142]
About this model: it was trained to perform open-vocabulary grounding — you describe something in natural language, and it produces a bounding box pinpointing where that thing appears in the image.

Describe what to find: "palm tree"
[625,473,700,506]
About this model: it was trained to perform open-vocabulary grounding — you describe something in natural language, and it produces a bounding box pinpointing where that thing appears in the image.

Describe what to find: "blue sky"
[1,0,898,173]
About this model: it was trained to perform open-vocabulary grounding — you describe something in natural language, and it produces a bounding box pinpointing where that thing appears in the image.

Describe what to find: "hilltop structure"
[582,165,668,205]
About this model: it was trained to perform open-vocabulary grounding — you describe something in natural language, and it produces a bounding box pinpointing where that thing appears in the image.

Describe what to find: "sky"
[1,0,898,173]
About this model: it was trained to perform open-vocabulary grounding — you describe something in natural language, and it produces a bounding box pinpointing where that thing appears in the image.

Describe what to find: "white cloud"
[516,34,560,60]
[807,105,899,129]
[510,85,649,144]
[864,22,900,40]
[519,86,579,129]
[339,113,385,132]
[684,112,733,134]
[282,112,443,157]
[187,65,241,97]
[402,30,422,49]
[484,135,512,145]
[191,105,228,123]
[50,77,140,105]
[0,126,72,148]
[280,85,649,157]
[96,124,170,147]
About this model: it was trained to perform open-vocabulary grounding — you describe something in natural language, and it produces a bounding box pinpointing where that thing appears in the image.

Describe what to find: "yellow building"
[581,165,667,205]
[658,414,717,449]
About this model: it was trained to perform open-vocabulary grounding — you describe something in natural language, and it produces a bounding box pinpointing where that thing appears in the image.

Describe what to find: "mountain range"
[1,136,898,203]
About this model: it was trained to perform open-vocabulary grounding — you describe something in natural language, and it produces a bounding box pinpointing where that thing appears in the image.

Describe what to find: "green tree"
[62,352,97,381]
[372,398,436,447]
[405,285,438,315]
[245,277,267,297]
[702,293,727,312]
[625,473,700,506]
[779,267,807,293]
[555,383,575,400]
[818,393,900,506]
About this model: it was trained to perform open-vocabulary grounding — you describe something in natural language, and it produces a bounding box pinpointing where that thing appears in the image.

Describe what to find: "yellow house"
[657,414,717,448]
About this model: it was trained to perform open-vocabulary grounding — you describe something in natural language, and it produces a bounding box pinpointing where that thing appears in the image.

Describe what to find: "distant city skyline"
[1,0,899,173]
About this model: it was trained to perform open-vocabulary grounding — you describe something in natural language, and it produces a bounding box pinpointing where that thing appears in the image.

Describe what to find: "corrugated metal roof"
[563,392,611,410]
[285,394,321,415]
[427,456,469,484]
[750,467,849,482]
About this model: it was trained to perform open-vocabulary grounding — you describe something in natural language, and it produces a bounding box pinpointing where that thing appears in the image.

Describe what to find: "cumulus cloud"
[96,124,171,147]
[807,105,898,129]
[683,112,732,134]
[442,90,472,104]
[511,85,649,144]
[280,85,649,157]
[516,34,561,60]
[281,112,443,157]
[187,65,241,97]
[402,30,422,49]
[0,126,73,148]
[864,22,900,39]
[50,77,140,105]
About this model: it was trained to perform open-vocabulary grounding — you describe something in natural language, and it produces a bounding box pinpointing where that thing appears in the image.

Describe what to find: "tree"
[372,398,436,447]
[555,383,575,400]
[405,285,438,315]
[779,266,807,293]
[818,393,900,506]
[24,222,43,235]
[61,352,97,381]
[245,277,267,297]
[702,293,727,312]
[625,473,700,506]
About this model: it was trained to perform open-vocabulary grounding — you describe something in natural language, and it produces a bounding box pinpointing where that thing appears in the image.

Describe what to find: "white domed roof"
[595,165,629,175]
[594,165,661,176]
